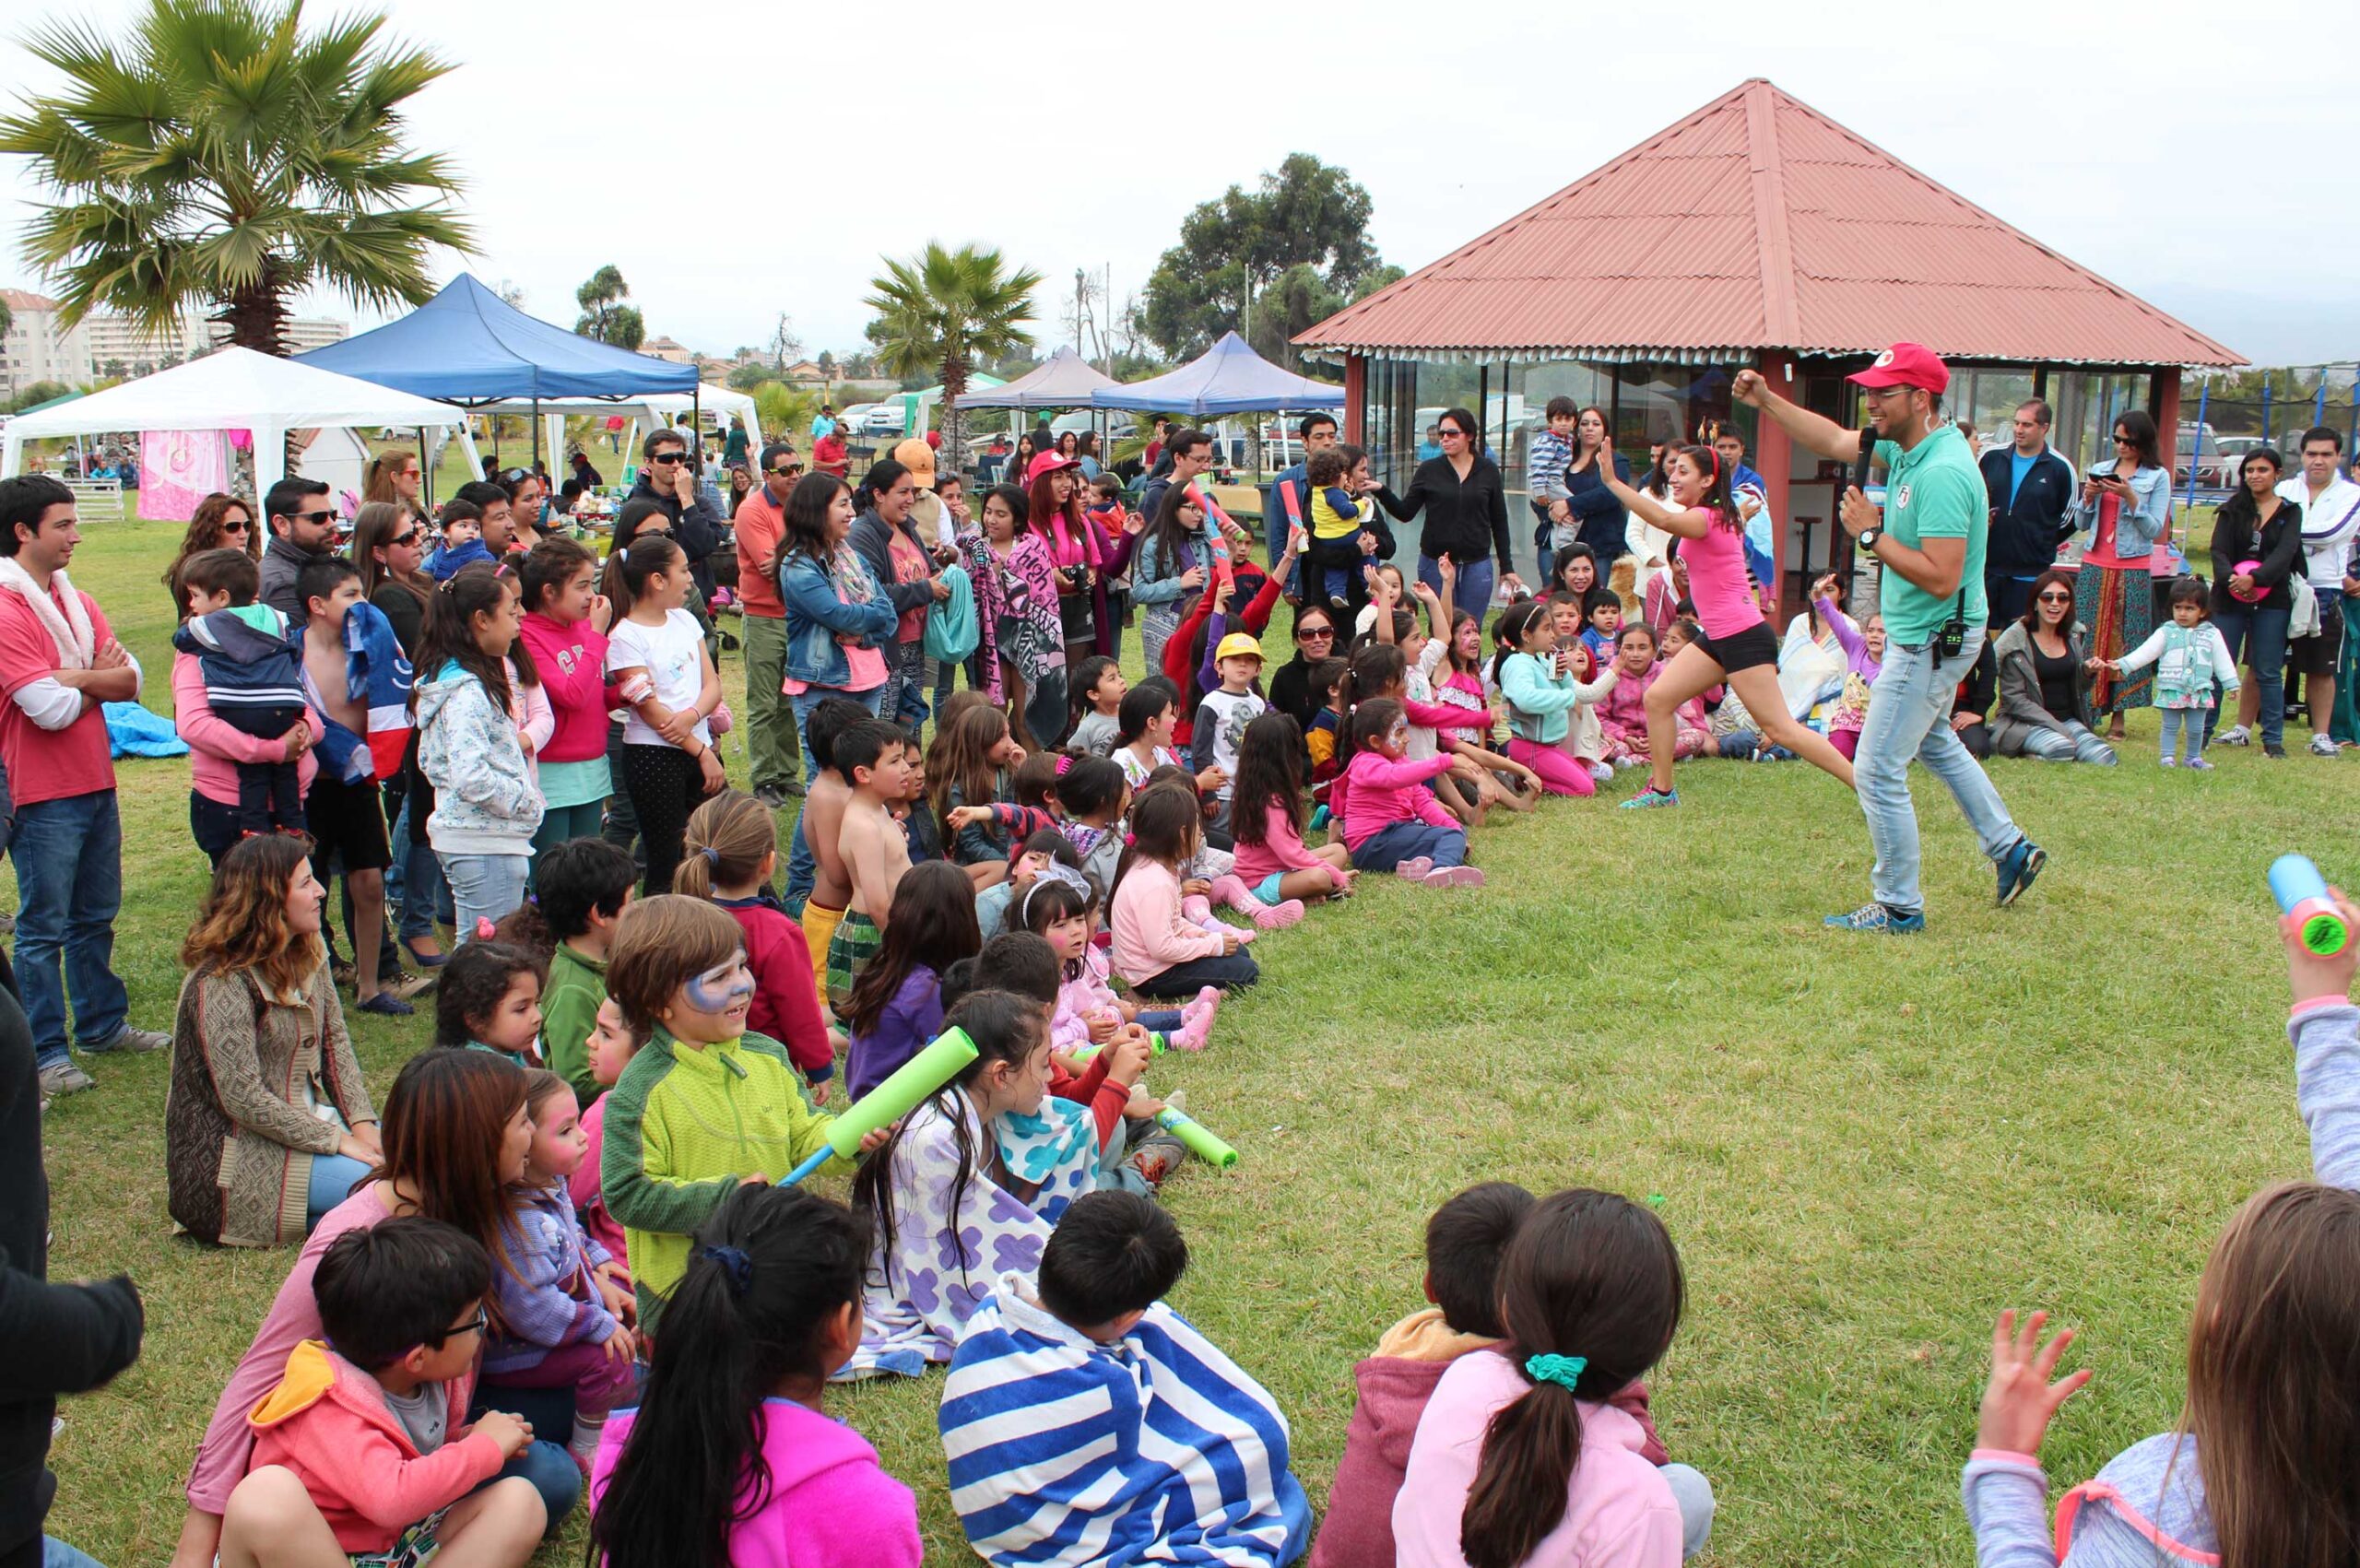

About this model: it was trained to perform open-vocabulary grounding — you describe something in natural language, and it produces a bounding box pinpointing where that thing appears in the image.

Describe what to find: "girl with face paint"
[596,895,893,1331]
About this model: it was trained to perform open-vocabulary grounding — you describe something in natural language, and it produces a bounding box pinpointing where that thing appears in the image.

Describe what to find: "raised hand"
[1975,1309,2093,1456]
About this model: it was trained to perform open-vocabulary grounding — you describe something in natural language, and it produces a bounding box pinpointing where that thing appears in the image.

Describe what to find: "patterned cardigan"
[166,961,374,1247]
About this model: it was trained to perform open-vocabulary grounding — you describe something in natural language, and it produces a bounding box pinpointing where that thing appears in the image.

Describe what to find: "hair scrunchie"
[696,1244,754,1296]
[1524,1352,1587,1392]
[473,916,497,940]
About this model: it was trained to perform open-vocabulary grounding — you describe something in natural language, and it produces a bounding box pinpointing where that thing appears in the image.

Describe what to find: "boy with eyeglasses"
[223,1218,544,1568]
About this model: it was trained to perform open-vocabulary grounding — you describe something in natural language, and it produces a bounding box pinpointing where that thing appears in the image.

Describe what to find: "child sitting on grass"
[677,789,833,1098]
[496,837,635,1104]
[569,998,646,1278]
[1958,885,2360,1568]
[1230,711,1354,904]
[844,987,1102,1378]
[1333,698,1485,887]
[842,860,982,1098]
[1314,1183,1706,1568]
[1109,787,1259,1000]
[478,1070,636,1475]
[1493,598,1619,798]
[590,1185,921,1568]
[942,1192,1311,1568]
[1394,1187,1709,1566]
[1066,654,1127,758]
[222,1219,543,1568]
[432,941,546,1068]
[596,895,886,1330]
[1021,862,1217,1055]
[975,829,1082,943]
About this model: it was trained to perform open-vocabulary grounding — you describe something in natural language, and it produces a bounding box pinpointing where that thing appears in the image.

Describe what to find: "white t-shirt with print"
[605,608,714,749]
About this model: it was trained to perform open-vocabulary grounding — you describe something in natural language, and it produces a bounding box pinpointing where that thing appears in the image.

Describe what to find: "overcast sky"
[2,1,2352,368]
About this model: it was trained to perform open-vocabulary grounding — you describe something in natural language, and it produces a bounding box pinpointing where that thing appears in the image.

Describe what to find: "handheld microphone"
[1849,429,1876,494]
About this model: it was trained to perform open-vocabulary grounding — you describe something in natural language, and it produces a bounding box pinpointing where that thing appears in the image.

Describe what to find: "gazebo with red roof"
[1295,78,2242,598]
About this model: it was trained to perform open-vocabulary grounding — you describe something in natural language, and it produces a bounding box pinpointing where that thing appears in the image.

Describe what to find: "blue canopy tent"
[293,273,700,479]
[1089,331,1343,417]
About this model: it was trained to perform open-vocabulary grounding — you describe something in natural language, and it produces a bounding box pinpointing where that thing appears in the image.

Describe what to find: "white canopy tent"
[469,384,763,471]
[0,347,480,500]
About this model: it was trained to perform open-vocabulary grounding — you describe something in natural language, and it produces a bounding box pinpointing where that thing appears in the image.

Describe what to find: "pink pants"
[482,1336,639,1417]
[1505,737,1596,796]
[1830,727,1859,760]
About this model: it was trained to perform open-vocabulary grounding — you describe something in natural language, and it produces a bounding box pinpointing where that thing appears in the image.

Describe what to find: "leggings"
[1504,737,1596,797]
[1830,727,1861,760]
[529,799,607,867]
[2160,708,2208,761]
[621,744,706,896]
[480,1338,638,1420]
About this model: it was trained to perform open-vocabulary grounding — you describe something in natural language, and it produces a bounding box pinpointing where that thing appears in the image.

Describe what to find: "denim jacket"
[2068,465,2169,562]
[1130,522,1219,610]
[777,549,898,687]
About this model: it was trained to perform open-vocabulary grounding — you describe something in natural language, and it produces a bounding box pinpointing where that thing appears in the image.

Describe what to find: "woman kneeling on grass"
[1603,445,1856,808]
[167,834,379,1248]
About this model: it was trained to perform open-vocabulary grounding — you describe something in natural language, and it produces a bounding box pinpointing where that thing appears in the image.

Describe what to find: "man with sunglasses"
[627,429,723,606]
[258,477,341,623]
[734,442,808,805]
[1735,344,2047,934]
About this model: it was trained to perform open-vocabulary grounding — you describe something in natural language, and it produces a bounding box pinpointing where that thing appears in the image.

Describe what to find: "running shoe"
[2185,757,2215,771]
[1823,902,1926,934]
[1620,786,1679,809]
[2213,724,2251,746]
[1996,838,2047,907]
[2310,734,2341,757]
[2158,756,2177,768]
[2265,745,2287,759]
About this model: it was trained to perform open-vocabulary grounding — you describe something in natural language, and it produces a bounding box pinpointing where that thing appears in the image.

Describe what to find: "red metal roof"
[1298,80,2240,369]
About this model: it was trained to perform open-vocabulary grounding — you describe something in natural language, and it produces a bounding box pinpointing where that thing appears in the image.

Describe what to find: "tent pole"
[532,396,541,470]
[419,427,432,509]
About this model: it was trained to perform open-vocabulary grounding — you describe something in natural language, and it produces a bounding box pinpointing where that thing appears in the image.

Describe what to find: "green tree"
[572,265,645,351]
[725,360,770,393]
[816,348,835,380]
[864,242,1041,468]
[1140,153,1384,360]
[1,0,473,355]
[3,380,72,414]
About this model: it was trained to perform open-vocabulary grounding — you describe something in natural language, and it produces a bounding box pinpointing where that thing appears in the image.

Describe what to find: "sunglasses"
[500,467,531,483]
[391,527,426,548]
[769,465,802,477]
[289,509,337,525]
[1438,428,1467,439]
[219,518,252,534]
[425,1307,489,1348]
[650,452,688,465]
[2036,591,2072,604]
[1297,625,1334,640]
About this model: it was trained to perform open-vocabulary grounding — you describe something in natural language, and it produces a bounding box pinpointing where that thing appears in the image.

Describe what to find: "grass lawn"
[32,513,2360,1565]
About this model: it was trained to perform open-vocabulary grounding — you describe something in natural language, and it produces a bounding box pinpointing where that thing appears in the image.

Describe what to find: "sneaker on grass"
[2213,724,2251,746]
[1823,902,1925,934]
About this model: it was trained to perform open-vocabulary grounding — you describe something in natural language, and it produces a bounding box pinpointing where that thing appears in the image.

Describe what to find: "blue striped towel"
[941,1277,1310,1566]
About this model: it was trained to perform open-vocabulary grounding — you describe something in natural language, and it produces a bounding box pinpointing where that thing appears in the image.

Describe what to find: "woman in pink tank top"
[1605,445,1858,808]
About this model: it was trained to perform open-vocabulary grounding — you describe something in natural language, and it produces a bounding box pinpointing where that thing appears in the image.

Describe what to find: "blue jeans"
[2210,603,2290,749]
[789,685,886,785]
[43,1538,104,1568]
[468,1389,581,1534]
[390,791,453,943]
[1853,631,2022,915]
[1135,1007,1184,1035]
[13,790,127,1068]
[528,800,606,867]
[440,852,529,941]
[1419,555,1493,624]
[1661,1463,1716,1561]
[304,1152,373,1228]
[2159,708,2206,761]
[1349,819,1468,872]
[1129,949,1258,998]
[2019,720,2118,764]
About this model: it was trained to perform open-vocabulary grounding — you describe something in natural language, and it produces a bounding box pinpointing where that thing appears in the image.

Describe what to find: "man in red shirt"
[812,426,849,479]
[0,476,169,1099]
[734,442,807,805]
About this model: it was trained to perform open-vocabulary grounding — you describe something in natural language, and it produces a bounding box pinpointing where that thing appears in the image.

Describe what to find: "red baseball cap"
[1847,342,1950,395]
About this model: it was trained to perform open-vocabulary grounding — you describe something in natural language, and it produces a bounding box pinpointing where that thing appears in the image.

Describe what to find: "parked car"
[863,403,907,436]
[1046,411,1135,442]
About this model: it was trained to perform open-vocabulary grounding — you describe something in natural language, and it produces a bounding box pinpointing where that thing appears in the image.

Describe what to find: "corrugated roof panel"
[1298,78,2240,368]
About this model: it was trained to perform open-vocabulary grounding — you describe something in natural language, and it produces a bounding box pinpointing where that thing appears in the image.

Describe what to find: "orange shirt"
[734,488,786,619]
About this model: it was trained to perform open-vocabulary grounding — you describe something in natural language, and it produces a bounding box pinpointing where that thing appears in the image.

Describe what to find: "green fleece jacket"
[597,1027,844,1326]
[540,943,608,1105]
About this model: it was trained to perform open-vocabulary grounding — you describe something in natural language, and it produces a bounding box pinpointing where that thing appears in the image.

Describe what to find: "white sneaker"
[2159,756,2177,768]
[2214,725,2251,747]
[2309,734,2341,757]
[1588,761,1613,784]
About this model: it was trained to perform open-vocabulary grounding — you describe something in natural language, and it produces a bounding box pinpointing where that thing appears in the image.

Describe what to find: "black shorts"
[304,769,392,874]
[1692,619,1778,675]
[2290,596,2343,678]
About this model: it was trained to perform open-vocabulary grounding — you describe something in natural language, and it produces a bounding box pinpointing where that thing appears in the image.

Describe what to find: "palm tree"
[865,243,1040,475]
[0,0,473,356]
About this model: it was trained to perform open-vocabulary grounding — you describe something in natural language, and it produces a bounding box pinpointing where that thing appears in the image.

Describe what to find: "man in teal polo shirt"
[1735,344,2045,932]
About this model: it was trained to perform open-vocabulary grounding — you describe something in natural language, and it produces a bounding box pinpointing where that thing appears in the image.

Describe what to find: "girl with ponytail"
[678,789,834,1098]
[1396,1186,1710,1568]
[588,1184,921,1568]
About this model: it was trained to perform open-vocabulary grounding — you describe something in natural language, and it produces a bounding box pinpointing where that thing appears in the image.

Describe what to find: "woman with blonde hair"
[161,491,259,616]
[362,448,423,508]
[165,835,380,1247]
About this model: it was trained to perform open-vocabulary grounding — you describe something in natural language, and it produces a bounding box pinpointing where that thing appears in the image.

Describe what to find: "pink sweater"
[1595,660,1659,742]
[570,1094,629,1280]
[592,1397,921,1568]
[1393,1350,1682,1568]
[1337,751,1456,851]
[1233,801,1326,882]
[1111,860,1226,984]
[172,651,324,808]
[1052,948,1125,1052]
[186,1184,394,1513]
[517,610,611,764]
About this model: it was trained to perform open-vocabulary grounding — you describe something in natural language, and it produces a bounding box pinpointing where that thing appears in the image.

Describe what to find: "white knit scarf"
[0,555,93,668]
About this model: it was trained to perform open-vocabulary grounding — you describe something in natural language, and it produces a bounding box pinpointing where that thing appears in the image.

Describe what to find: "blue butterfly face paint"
[685,954,754,1016]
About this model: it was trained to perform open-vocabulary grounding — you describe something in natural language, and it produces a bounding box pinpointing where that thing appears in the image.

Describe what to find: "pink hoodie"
[1393,1349,1682,1568]
[1111,860,1225,984]
[1052,947,1125,1053]
[591,1397,921,1568]
[1337,750,1456,852]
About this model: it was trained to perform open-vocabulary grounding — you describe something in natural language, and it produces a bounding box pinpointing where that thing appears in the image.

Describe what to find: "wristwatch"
[1857,526,1883,553]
